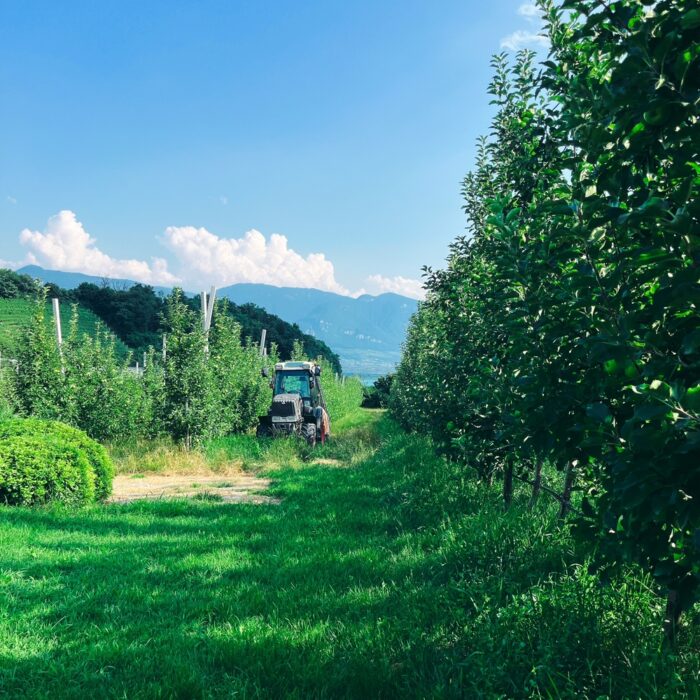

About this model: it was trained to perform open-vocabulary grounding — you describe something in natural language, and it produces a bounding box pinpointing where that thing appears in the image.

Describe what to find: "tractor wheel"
[256,423,272,438]
[301,423,317,447]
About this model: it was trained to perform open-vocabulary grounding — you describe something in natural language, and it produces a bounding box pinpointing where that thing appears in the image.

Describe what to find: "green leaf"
[634,404,670,421]
[587,403,612,423]
[681,9,700,30]
[681,329,700,355]
[685,386,700,412]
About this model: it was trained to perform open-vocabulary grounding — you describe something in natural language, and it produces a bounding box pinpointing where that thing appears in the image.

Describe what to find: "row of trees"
[6,289,272,447]
[3,287,364,446]
[0,268,342,373]
[391,0,699,634]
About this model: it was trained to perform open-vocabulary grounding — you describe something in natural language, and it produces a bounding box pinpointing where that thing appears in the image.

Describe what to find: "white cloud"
[6,196,17,205]
[19,210,180,286]
[360,274,425,300]
[13,211,424,299]
[219,195,228,206]
[500,29,548,51]
[162,225,350,295]
[501,2,549,51]
[518,3,540,20]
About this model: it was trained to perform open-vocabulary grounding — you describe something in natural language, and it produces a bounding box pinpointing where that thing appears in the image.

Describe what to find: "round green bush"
[0,418,114,505]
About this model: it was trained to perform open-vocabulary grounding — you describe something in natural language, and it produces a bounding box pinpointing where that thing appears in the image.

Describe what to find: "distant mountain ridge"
[17,266,419,377]
[17,265,175,295]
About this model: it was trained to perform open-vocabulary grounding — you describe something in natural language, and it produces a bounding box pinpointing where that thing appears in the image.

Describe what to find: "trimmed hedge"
[0,418,114,505]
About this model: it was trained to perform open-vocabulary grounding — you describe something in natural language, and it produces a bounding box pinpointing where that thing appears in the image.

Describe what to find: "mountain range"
[17,265,418,378]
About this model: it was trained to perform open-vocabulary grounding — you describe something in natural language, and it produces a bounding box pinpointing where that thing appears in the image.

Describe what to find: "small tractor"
[257,361,330,446]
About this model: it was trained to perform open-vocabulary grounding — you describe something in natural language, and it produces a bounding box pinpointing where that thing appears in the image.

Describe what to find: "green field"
[0,298,130,359]
[0,411,697,698]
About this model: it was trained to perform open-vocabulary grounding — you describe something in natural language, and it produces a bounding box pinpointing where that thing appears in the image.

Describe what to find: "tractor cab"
[257,361,330,446]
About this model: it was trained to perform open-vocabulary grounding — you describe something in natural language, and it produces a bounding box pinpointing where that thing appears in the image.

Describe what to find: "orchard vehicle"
[256,361,331,446]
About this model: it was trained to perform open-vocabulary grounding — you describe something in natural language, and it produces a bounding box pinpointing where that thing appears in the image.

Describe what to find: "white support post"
[200,291,208,332]
[205,286,216,332]
[162,334,167,362]
[52,298,63,348]
[259,329,267,356]
[52,297,64,372]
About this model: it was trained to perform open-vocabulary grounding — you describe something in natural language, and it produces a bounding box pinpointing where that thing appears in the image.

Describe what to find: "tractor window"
[275,371,311,398]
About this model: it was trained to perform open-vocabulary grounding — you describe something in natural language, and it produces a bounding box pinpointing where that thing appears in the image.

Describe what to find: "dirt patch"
[310,458,344,467]
[109,474,279,505]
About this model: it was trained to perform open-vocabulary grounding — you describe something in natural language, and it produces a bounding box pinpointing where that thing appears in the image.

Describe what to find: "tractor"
[256,361,330,446]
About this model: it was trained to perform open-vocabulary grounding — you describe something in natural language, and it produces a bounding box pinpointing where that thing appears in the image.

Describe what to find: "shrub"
[0,432,96,506]
[0,418,114,501]
[0,366,19,420]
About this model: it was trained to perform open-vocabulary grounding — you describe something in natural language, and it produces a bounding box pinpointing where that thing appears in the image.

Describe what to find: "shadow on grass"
[0,413,697,699]
[0,416,460,698]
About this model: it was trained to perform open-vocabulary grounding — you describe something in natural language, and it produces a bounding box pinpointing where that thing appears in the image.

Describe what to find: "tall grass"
[0,411,697,698]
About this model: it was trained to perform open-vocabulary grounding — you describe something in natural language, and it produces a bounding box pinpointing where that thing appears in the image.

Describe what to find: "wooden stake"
[663,589,681,644]
[259,329,267,356]
[558,462,576,520]
[503,460,514,509]
[529,459,543,509]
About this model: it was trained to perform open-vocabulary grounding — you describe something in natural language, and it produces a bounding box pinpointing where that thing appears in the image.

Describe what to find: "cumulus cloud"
[162,225,350,295]
[13,211,424,299]
[19,210,180,286]
[360,274,425,300]
[500,29,548,51]
[501,2,549,51]
[518,2,540,20]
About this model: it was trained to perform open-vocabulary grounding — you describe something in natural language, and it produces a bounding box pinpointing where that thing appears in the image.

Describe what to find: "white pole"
[162,334,167,362]
[259,329,267,356]
[205,286,216,331]
[52,298,63,347]
[200,291,207,332]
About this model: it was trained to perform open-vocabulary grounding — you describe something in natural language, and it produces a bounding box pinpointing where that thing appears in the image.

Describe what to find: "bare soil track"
[109,474,278,505]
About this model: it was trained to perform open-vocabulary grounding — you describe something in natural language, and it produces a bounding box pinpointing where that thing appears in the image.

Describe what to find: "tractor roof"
[275,361,317,372]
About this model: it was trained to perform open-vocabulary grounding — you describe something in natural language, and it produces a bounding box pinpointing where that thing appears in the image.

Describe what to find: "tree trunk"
[663,589,681,644]
[558,462,575,520]
[529,459,543,509]
[503,460,514,509]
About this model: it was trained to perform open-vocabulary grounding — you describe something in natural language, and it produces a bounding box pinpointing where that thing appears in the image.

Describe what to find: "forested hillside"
[0,268,342,373]
[392,0,699,637]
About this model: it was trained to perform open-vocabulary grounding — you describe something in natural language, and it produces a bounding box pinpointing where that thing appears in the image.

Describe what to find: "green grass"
[0,410,698,698]
[0,298,130,358]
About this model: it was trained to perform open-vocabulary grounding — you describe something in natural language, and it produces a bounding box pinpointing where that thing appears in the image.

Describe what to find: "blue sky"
[0,1,546,298]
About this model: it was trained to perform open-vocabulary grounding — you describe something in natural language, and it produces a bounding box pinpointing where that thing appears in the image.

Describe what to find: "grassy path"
[0,411,698,698]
